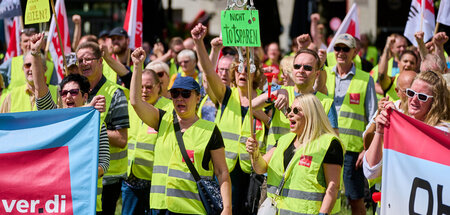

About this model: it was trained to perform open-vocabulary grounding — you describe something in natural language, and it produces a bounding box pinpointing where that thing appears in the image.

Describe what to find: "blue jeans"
[343,151,366,200]
[121,181,150,215]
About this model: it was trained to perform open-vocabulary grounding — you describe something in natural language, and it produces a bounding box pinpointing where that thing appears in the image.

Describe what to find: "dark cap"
[109,27,128,38]
[98,30,110,38]
[65,52,77,67]
[170,76,200,93]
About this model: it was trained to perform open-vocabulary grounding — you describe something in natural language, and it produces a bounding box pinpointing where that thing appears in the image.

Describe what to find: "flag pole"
[420,0,425,32]
[246,47,255,140]
[434,22,440,35]
[50,0,68,74]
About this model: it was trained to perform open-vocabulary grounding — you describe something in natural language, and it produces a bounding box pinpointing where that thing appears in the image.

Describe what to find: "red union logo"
[349,93,360,105]
[299,155,312,167]
[0,147,73,214]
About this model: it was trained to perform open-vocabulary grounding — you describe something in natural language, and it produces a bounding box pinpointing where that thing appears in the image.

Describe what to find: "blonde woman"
[246,94,344,214]
[146,61,170,98]
[279,56,295,86]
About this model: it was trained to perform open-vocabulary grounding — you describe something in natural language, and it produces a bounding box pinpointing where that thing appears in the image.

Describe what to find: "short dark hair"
[293,49,321,70]
[60,74,90,95]
[400,50,418,64]
[76,42,102,59]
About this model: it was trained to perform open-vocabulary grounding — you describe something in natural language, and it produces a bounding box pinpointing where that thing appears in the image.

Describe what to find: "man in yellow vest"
[76,41,129,215]
[326,33,377,215]
[0,28,57,91]
[0,52,58,113]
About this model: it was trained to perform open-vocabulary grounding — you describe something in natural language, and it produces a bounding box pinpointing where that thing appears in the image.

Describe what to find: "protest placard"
[221,10,261,47]
[24,0,51,25]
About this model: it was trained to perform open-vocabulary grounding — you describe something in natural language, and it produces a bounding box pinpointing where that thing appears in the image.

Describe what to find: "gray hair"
[146,61,170,75]
[177,49,197,62]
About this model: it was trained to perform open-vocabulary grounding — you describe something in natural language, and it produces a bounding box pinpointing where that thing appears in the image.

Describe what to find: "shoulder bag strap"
[172,110,202,182]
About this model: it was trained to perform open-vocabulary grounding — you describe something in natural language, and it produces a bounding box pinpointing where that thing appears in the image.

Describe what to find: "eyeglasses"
[156,72,165,78]
[286,107,300,115]
[334,46,351,52]
[23,63,32,69]
[170,89,192,99]
[405,88,433,102]
[293,64,313,71]
[77,57,99,65]
[60,89,81,98]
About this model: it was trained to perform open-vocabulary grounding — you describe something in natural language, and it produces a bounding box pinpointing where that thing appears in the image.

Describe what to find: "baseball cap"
[335,33,356,49]
[109,27,128,38]
[65,52,77,68]
[170,76,200,93]
[98,30,110,38]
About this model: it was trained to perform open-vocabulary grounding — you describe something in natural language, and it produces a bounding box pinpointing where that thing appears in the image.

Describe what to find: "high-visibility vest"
[266,86,333,152]
[326,67,370,152]
[127,97,173,180]
[327,52,362,71]
[385,74,399,102]
[169,59,178,78]
[266,133,344,215]
[9,55,54,90]
[9,84,58,112]
[97,79,128,177]
[150,112,216,213]
[370,58,396,84]
[102,61,118,84]
[96,177,103,212]
[216,87,265,173]
[365,46,378,65]
[197,95,220,122]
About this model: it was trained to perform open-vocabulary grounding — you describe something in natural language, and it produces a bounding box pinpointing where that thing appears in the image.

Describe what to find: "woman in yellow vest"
[192,23,269,214]
[246,94,344,215]
[130,48,232,215]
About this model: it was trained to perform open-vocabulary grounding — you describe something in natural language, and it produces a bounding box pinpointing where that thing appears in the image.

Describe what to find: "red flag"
[47,0,71,82]
[123,0,143,49]
[4,17,21,61]
[404,0,435,46]
[326,3,360,53]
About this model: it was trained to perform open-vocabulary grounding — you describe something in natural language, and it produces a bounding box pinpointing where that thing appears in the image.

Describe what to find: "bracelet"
[375,131,384,135]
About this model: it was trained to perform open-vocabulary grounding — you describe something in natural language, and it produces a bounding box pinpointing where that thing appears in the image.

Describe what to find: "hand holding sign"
[191,23,207,41]
[89,95,106,113]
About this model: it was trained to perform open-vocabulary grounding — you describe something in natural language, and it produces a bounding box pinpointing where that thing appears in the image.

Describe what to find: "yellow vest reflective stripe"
[366,46,378,65]
[386,74,399,102]
[266,86,333,152]
[96,177,103,212]
[326,68,369,152]
[267,133,343,214]
[129,97,173,180]
[97,80,128,177]
[327,52,362,70]
[9,84,58,112]
[216,87,265,173]
[10,55,54,90]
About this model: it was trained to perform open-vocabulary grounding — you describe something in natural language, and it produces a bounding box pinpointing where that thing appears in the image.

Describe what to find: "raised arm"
[71,15,82,51]
[101,44,130,77]
[192,24,227,104]
[310,13,323,49]
[130,48,161,129]
[433,32,448,68]
[209,37,223,69]
[30,33,49,99]
[414,31,428,60]
[379,36,395,90]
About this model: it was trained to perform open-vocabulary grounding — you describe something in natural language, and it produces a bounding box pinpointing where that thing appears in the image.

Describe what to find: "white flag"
[437,0,450,26]
[47,0,71,82]
[326,3,360,53]
[404,0,435,46]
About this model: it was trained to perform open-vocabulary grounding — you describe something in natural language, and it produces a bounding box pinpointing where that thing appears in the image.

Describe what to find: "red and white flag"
[3,16,21,61]
[326,3,360,53]
[123,0,143,49]
[47,0,71,82]
[437,0,450,26]
[404,0,435,46]
[381,110,450,214]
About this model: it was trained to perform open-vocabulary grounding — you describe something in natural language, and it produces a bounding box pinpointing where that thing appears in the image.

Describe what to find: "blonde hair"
[280,56,294,77]
[294,94,337,146]
[412,70,450,126]
[146,61,170,76]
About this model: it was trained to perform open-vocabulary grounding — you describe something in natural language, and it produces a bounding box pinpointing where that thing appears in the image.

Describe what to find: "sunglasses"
[293,64,313,71]
[286,107,300,115]
[170,89,193,99]
[60,89,81,98]
[405,88,433,102]
[23,63,32,69]
[334,46,351,52]
[156,72,165,78]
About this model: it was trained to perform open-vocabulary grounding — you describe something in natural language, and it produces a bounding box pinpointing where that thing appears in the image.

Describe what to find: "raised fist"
[210,37,223,50]
[296,34,312,50]
[30,32,45,53]
[191,23,207,41]
[131,47,146,65]
[72,14,81,25]
[433,32,448,47]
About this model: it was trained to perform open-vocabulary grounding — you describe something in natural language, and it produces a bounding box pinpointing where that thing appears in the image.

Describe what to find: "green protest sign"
[25,0,51,25]
[221,10,261,47]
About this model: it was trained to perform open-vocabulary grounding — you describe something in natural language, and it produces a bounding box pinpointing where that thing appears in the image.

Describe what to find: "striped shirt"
[36,90,110,174]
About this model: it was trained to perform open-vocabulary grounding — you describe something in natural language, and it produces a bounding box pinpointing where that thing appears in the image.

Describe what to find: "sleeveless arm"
[320,163,341,213]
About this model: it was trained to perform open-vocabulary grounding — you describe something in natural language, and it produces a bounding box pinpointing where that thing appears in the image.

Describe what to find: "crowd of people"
[0,11,449,215]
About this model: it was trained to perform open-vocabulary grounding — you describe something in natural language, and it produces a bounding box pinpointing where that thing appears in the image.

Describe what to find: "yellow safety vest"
[365,46,378,65]
[9,84,58,112]
[9,55,54,90]
[102,61,118,84]
[127,97,173,180]
[150,112,216,214]
[326,67,370,152]
[370,58,396,84]
[266,86,333,152]
[96,177,103,212]
[385,74,399,102]
[169,59,178,78]
[267,133,344,215]
[97,79,128,177]
[216,87,265,173]
[327,52,362,71]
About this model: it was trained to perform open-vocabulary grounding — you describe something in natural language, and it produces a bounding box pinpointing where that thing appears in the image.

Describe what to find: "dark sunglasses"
[334,46,351,52]
[405,88,433,102]
[60,89,81,97]
[23,63,32,69]
[156,72,165,78]
[170,89,192,99]
[286,107,300,115]
[293,64,313,71]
